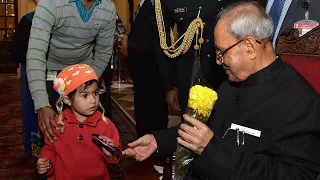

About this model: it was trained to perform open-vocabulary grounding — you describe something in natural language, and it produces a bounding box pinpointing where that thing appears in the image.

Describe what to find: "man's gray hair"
[217,2,274,41]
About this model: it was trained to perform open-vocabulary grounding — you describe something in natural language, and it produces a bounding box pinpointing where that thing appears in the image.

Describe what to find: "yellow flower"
[188,85,218,117]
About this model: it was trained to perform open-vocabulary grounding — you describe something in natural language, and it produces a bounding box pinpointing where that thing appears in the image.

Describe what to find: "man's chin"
[228,75,240,83]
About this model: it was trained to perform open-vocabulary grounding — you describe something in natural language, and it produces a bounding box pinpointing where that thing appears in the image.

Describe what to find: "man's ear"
[244,37,258,60]
[63,95,71,106]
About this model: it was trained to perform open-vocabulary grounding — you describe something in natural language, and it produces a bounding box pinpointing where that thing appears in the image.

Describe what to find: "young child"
[36,64,120,179]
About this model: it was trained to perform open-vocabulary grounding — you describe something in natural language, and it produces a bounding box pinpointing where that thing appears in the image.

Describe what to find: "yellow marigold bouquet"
[188,85,218,117]
[174,59,218,180]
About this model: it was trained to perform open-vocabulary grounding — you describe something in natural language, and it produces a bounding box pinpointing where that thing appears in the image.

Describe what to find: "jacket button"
[207,54,211,57]
[78,135,83,140]
[200,174,208,180]
[236,96,241,101]
[206,39,210,43]
[180,17,183,21]
[79,124,83,128]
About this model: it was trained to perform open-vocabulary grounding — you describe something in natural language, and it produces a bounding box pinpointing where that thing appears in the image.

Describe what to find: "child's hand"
[36,158,51,174]
[99,135,115,158]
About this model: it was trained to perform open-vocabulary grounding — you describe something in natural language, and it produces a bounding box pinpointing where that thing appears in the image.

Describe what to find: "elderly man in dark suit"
[123,2,320,179]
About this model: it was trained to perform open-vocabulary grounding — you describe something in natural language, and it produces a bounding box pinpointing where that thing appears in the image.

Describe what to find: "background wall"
[113,0,142,53]
[18,0,35,20]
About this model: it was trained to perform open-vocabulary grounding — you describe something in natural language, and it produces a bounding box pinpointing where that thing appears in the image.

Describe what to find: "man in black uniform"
[128,0,170,138]
[154,0,242,115]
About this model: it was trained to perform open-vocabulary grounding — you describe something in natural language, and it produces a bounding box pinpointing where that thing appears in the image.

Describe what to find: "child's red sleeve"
[40,117,59,176]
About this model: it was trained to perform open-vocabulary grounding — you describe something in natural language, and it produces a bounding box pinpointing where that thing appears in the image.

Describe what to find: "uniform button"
[221,7,224,10]
[218,0,221,1]
[236,96,241,101]
[180,17,183,21]
[207,54,211,57]
[78,135,83,140]
[79,124,83,128]
[206,39,210,43]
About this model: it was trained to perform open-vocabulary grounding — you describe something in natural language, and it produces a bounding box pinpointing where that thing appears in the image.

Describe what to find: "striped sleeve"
[26,0,56,110]
[92,3,116,77]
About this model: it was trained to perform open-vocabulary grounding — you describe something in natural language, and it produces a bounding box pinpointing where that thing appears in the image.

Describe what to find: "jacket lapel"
[278,0,302,37]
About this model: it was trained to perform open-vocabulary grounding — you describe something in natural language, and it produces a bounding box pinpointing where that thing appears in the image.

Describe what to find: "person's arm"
[26,0,56,110]
[40,118,59,176]
[40,137,56,176]
[151,1,175,93]
[151,1,180,110]
[26,0,58,142]
[10,15,32,63]
[193,98,320,180]
[92,4,116,77]
[153,126,179,156]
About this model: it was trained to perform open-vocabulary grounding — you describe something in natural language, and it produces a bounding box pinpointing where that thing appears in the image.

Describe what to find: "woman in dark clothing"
[10,0,43,159]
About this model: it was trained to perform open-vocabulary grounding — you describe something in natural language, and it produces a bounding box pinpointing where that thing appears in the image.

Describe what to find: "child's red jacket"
[40,108,120,180]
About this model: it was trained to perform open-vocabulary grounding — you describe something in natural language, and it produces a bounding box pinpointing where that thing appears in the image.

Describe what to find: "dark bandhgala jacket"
[154,58,320,179]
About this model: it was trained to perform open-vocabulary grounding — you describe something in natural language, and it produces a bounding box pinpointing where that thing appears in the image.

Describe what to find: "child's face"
[70,81,100,119]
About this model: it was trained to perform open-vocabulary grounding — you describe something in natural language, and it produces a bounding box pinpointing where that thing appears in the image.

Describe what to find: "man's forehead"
[214,21,228,39]
[215,19,227,32]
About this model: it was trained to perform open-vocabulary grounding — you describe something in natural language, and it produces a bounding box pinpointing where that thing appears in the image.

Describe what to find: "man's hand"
[36,158,51,174]
[166,87,179,112]
[122,134,157,161]
[37,107,57,143]
[177,114,214,155]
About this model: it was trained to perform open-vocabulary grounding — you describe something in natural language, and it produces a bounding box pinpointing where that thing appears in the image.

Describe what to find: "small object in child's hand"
[92,134,120,158]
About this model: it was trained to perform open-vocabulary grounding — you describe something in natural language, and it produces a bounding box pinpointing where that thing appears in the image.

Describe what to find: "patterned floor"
[0,75,40,180]
[110,81,181,128]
